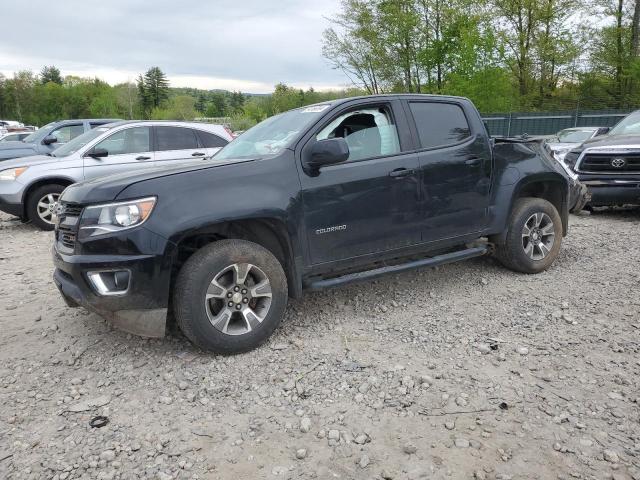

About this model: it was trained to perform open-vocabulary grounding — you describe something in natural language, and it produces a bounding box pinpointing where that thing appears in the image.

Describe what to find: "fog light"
[87,270,131,296]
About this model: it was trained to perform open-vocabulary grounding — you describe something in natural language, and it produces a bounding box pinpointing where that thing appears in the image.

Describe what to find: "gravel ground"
[0,209,639,480]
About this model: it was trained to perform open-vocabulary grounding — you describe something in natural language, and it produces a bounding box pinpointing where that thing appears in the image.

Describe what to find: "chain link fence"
[481,108,635,137]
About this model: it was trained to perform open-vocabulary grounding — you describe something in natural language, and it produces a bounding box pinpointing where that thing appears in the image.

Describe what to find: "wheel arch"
[22,177,75,218]
[491,174,569,245]
[169,217,303,300]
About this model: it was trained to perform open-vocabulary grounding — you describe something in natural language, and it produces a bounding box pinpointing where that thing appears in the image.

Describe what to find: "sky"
[0,0,348,93]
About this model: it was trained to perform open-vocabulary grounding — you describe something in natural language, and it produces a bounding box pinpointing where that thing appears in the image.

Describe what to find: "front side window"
[51,124,84,144]
[93,127,151,156]
[156,127,199,151]
[409,102,471,149]
[316,106,401,162]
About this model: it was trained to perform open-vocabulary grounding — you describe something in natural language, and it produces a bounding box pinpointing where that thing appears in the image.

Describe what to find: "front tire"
[495,197,562,274]
[173,239,288,354]
[26,184,66,231]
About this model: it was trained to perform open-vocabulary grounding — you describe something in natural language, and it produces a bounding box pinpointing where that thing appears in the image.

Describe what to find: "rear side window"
[156,126,199,151]
[409,102,471,149]
[197,130,229,148]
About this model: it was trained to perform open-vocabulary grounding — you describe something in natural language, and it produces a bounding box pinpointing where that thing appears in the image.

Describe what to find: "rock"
[99,450,116,462]
[381,470,395,480]
[445,421,455,430]
[475,343,492,354]
[403,443,417,454]
[300,417,311,433]
[358,454,370,468]
[516,346,529,355]
[454,438,470,448]
[328,429,340,441]
[358,382,371,394]
[474,470,487,480]
[67,395,111,412]
[455,396,468,407]
[295,448,307,460]
[603,449,620,463]
[271,466,288,475]
[354,433,370,445]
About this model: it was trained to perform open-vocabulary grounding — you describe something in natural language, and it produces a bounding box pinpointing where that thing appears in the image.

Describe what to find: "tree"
[40,66,63,85]
[137,67,169,118]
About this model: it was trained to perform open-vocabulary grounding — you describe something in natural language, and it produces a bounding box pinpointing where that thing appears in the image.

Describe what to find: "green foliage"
[40,65,63,85]
[137,67,170,118]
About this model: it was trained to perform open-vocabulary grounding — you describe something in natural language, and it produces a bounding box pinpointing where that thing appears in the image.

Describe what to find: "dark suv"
[53,95,581,354]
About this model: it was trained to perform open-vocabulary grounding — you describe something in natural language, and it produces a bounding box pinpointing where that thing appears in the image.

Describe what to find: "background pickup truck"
[53,94,582,354]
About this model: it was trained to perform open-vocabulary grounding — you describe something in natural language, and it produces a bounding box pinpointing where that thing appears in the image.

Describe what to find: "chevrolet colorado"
[52,95,583,354]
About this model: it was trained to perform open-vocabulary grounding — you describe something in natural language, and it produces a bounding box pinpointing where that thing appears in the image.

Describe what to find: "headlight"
[78,197,156,238]
[0,167,28,181]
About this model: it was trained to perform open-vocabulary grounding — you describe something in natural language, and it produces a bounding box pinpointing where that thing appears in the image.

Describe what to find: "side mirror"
[87,147,108,158]
[597,127,610,136]
[303,138,349,174]
[42,135,58,145]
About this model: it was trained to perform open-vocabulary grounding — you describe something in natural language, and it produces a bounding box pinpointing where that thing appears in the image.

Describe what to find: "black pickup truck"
[563,109,640,207]
[53,94,583,354]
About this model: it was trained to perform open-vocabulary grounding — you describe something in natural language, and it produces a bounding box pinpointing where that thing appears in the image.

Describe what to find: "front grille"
[55,201,83,251]
[59,229,76,249]
[61,203,84,216]
[579,153,640,174]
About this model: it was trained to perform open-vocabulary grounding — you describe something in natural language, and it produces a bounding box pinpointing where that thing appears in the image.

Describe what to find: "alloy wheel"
[204,263,273,336]
[522,212,555,260]
[36,193,60,225]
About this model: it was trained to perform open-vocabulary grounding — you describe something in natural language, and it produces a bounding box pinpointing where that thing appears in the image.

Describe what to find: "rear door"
[404,100,492,243]
[154,126,206,167]
[82,126,154,180]
[299,100,423,265]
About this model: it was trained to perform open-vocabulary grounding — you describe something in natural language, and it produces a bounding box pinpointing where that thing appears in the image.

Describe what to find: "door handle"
[465,157,482,167]
[192,152,206,157]
[389,168,415,178]
[136,155,151,161]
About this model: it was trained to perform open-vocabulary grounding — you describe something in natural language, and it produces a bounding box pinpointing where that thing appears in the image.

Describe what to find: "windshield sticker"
[302,105,330,113]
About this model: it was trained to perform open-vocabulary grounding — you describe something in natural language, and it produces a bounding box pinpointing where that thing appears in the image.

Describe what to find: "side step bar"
[306,245,490,291]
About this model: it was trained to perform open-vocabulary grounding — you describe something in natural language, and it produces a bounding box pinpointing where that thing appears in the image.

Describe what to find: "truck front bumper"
[580,178,640,206]
[52,243,171,338]
[568,181,590,213]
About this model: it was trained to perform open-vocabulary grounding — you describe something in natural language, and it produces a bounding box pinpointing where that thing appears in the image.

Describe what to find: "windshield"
[215,104,332,160]
[22,122,56,143]
[557,129,594,143]
[52,126,111,157]
[609,111,640,136]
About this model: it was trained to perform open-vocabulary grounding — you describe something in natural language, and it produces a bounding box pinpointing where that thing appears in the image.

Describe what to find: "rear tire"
[173,239,288,354]
[495,197,562,274]
[26,184,66,231]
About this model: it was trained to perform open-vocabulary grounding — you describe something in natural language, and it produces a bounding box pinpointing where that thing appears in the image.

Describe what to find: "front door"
[83,126,154,180]
[405,100,492,243]
[300,102,422,265]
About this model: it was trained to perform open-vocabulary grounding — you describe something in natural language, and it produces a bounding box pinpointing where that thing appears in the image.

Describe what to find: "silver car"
[0,121,233,230]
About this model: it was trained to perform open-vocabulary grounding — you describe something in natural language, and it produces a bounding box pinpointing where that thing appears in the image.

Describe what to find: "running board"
[306,245,490,291]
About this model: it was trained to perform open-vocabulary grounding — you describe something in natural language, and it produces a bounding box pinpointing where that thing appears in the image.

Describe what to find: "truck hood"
[0,154,58,170]
[61,157,255,205]
[574,134,640,152]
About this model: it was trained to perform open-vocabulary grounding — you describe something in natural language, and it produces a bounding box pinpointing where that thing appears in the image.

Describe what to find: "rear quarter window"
[197,130,229,148]
[409,102,471,149]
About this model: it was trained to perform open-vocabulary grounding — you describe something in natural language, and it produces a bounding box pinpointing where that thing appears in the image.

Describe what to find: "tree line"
[0,66,363,130]
[322,0,640,112]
